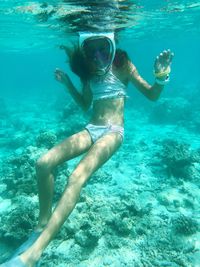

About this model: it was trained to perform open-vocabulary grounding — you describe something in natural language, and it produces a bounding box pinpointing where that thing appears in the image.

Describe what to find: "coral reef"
[55,102,87,140]
[159,139,200,179]
[0,196,38,245]
[36,131,57,149]
[172,214,199,235]
[0,146,45,197]
[74,225,102,248]
[0,92,200,266]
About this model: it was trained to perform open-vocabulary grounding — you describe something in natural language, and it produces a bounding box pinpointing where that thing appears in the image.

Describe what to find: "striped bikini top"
[89,69,127,101]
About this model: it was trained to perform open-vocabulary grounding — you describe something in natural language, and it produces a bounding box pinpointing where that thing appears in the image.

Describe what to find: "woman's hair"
[113,48,129,68]
[67,46,130,81]
[67,46,91,81]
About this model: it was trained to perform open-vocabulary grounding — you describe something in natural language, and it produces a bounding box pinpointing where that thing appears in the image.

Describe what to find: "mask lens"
[82,37,113,70]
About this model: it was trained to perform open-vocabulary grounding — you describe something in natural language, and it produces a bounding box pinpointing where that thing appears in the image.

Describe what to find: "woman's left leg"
[21,132,123,266]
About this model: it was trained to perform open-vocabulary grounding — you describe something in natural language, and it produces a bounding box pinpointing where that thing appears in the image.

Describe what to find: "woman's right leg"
[36,129,92,230]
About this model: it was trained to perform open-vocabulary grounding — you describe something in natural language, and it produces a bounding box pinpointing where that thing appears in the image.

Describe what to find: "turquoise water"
[0,1,200,266]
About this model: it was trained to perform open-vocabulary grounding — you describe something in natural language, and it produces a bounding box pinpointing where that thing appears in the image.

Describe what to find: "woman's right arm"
[55,68,92,111]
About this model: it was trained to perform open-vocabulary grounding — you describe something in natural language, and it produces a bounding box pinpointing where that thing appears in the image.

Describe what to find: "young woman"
[2,32,173,267]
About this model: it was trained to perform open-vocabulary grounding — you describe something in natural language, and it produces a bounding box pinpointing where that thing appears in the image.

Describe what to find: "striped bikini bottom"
[85,123,124,143]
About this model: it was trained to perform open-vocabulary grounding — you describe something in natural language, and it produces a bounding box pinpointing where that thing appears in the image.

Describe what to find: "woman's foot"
[20,249,41,267]
[0,252,40,267]
[10,231,42,260]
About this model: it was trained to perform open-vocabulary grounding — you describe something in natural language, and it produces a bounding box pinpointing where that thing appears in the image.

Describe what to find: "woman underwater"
[2,31,174,267]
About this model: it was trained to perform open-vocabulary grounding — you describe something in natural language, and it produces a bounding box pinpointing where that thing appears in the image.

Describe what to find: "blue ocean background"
[0,1,200,266]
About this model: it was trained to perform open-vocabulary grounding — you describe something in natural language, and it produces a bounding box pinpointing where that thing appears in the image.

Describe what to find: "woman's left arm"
[128,49,174,101]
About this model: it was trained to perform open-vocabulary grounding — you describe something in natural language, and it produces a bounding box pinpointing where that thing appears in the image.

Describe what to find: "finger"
[55,68,62,75]
[169,52,174,63]
[162,50,168,57]
[166,49,172,60]
[162,50,170,62]
[158,53,166,66]
[160,49,174,66]
[166,49,174,62]
[154,56,160,70]
[154,54,167,72]
[161,49,170,57]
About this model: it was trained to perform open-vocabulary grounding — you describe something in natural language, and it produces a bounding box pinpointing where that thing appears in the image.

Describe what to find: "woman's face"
[82,37,115,75]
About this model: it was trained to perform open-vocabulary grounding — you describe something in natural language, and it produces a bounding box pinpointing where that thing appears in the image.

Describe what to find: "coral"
[0,196,38,245]
[105,235,125,249]
[111,216,134,236]
[41,243,82,266]
[57,199,104,249]
[0,147,43,197]
[104,196,148,237]
[74,224,102,248]
[54,101,87,140]
[88,169,113,184]
[36,131,57,149]
[160,139,199,179]
[172,214,199,235]
[53,169,70,202]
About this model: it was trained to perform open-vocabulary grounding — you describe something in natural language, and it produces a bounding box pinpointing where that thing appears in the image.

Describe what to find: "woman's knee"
[36,155,54,175]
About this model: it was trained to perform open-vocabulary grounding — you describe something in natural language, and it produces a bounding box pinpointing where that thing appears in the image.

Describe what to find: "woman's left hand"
[154,49,174,77]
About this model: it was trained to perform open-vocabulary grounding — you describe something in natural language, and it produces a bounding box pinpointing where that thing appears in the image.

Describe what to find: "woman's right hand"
[55,68,69,84]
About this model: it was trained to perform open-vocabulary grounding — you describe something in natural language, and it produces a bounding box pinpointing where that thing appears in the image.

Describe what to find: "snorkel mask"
[79,32,116,75]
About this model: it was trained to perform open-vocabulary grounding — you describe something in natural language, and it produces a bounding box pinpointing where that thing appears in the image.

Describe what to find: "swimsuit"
[86,69,126,143]
[85,123,124,143]
[89,68,127,101]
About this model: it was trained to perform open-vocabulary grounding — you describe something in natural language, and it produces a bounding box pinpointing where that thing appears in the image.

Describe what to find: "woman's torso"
[89,66,129,126]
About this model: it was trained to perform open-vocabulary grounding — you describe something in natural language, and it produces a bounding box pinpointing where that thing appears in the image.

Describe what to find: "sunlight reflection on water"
[0,0,199,51]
